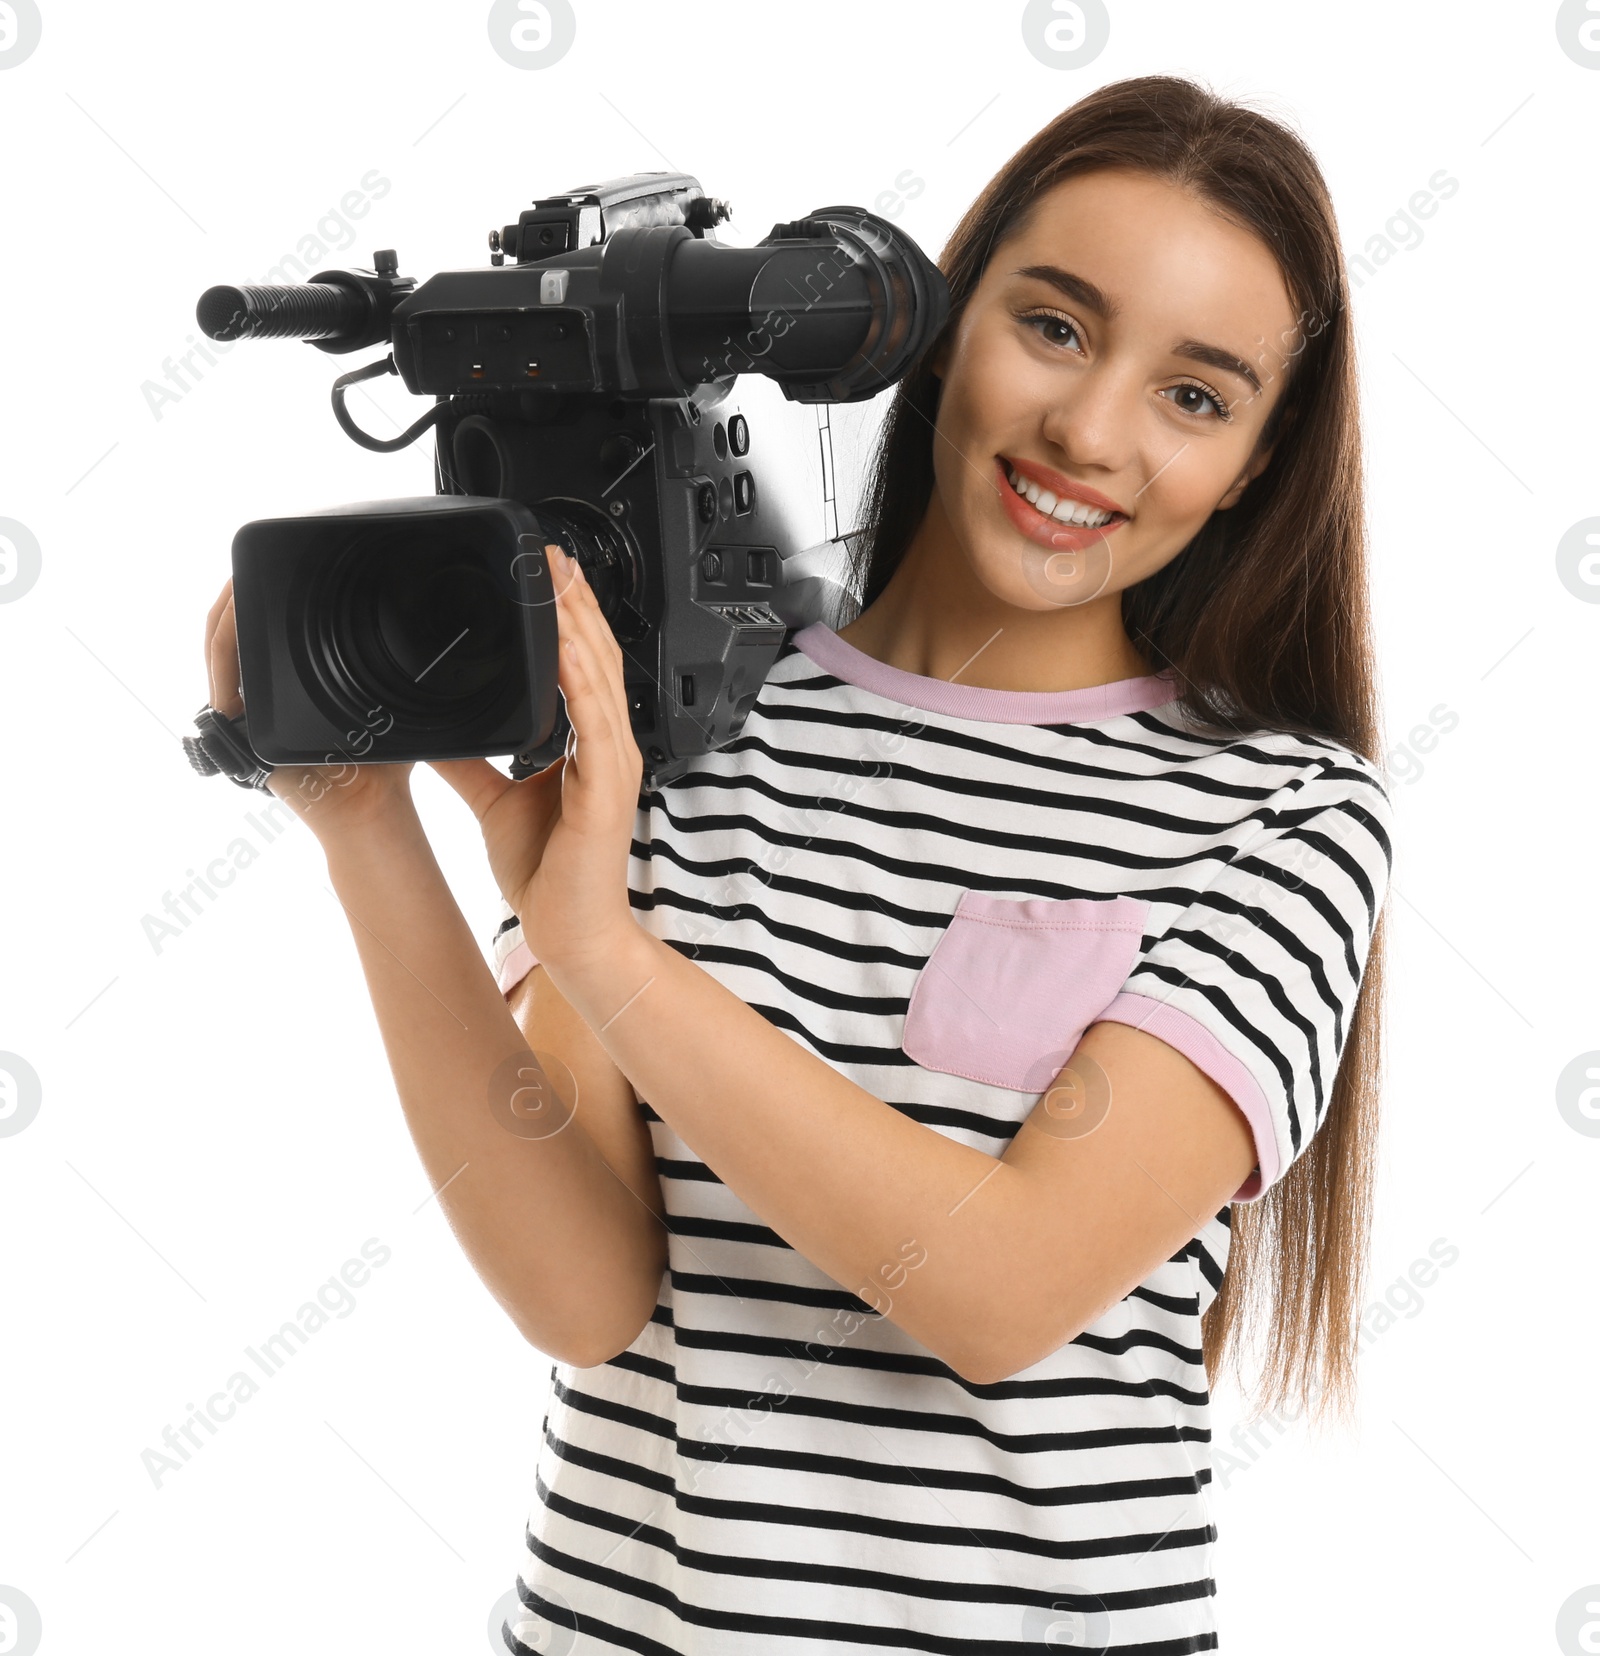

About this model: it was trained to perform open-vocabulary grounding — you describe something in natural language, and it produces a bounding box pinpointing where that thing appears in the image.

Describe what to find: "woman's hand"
[203,577,417,839]
[430,544,643,974]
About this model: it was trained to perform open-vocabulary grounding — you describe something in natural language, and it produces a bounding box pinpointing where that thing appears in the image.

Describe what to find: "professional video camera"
[181,172,950,792]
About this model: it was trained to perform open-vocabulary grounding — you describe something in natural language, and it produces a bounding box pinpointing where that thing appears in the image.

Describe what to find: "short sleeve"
[1094,750,1394,1204]
[491,897,538,999]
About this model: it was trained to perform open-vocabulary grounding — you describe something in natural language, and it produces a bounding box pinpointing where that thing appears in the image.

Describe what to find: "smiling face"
[922,166,1302,622]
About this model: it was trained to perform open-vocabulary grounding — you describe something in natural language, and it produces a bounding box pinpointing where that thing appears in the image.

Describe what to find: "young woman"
[205,74,1392,1654]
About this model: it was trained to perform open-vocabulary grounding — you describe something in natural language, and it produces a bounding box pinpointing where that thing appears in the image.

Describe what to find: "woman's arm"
[548,924,1254,1385]
[202,570,666,1370]
[320,804,667,1368]
[528,545,1257,1386]
[504,957,667,1302]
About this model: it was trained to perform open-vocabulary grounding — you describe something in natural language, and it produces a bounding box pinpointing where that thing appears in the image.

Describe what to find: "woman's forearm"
[545,923,1025,1379]
[316,804,663,1366]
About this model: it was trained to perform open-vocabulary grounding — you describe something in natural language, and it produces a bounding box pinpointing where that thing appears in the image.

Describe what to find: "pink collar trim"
[791,623,1181,726]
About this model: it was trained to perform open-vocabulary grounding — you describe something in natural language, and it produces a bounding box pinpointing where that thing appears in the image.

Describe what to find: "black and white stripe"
[493,626,1392,1654]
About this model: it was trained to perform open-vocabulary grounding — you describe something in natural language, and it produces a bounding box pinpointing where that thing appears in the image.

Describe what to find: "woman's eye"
[1019,314,1233,424]
[1161,382,1231,421]
[1020,311,1083,352]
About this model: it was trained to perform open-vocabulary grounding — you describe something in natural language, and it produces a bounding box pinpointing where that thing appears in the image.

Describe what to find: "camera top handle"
[195,185,949,422]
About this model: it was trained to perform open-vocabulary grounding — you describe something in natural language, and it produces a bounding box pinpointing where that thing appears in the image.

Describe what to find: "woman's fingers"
[550,546,636,769]
[206,587,244,718]
[556,611,620,762]
[555,599,649,824]
[546,539,583,605]
[203,577,233,647]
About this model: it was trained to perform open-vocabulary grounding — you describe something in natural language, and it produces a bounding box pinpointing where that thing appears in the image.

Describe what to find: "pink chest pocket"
[901,892,1150,1093]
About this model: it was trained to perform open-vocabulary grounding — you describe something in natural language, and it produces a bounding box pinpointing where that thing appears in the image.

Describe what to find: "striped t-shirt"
[491,620,1393,1655]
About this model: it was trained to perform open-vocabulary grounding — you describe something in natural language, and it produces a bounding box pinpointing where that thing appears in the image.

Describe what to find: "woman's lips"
[993,455,1128,553]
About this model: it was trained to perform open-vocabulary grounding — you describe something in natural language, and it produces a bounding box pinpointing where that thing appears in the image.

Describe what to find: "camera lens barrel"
[658,206,948,402]
[533,498,647,640]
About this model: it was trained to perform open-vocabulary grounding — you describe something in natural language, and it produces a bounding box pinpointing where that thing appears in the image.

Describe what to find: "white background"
[0,2,1594,1652]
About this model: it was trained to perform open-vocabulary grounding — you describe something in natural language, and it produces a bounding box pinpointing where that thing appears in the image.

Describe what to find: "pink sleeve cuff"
[496,941,539,999]
[1092,991,1278,1204]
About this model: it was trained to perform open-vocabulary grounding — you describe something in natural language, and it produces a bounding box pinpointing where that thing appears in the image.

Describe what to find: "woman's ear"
[930,336,950,382]
[1216,442,1275,510]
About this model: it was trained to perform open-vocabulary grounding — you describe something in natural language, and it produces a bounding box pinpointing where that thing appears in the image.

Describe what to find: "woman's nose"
[1038,366,1138,479]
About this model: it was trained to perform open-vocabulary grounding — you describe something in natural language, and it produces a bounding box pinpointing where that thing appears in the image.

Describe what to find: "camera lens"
[534,498,647,641]
[309,528,523,730]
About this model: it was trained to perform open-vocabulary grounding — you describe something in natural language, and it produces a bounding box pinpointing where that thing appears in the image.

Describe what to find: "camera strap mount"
[183,705,275,793]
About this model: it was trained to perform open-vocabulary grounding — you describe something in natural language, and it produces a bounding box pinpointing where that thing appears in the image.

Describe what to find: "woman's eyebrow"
[1010,265,1265,397]
[1010,264,1118,319]
[1173,339,1262,395]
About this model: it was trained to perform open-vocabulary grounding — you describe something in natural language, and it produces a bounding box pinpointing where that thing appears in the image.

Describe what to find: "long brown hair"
[847,75,1386,1425]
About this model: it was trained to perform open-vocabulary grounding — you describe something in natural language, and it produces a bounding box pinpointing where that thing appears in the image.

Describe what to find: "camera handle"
[331,354,447,454]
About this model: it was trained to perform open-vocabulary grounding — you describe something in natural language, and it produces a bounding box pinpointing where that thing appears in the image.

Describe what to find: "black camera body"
[186,173,949,790]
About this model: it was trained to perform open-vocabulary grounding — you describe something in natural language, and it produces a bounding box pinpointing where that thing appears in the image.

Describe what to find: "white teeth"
[1006,464,1115,527]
